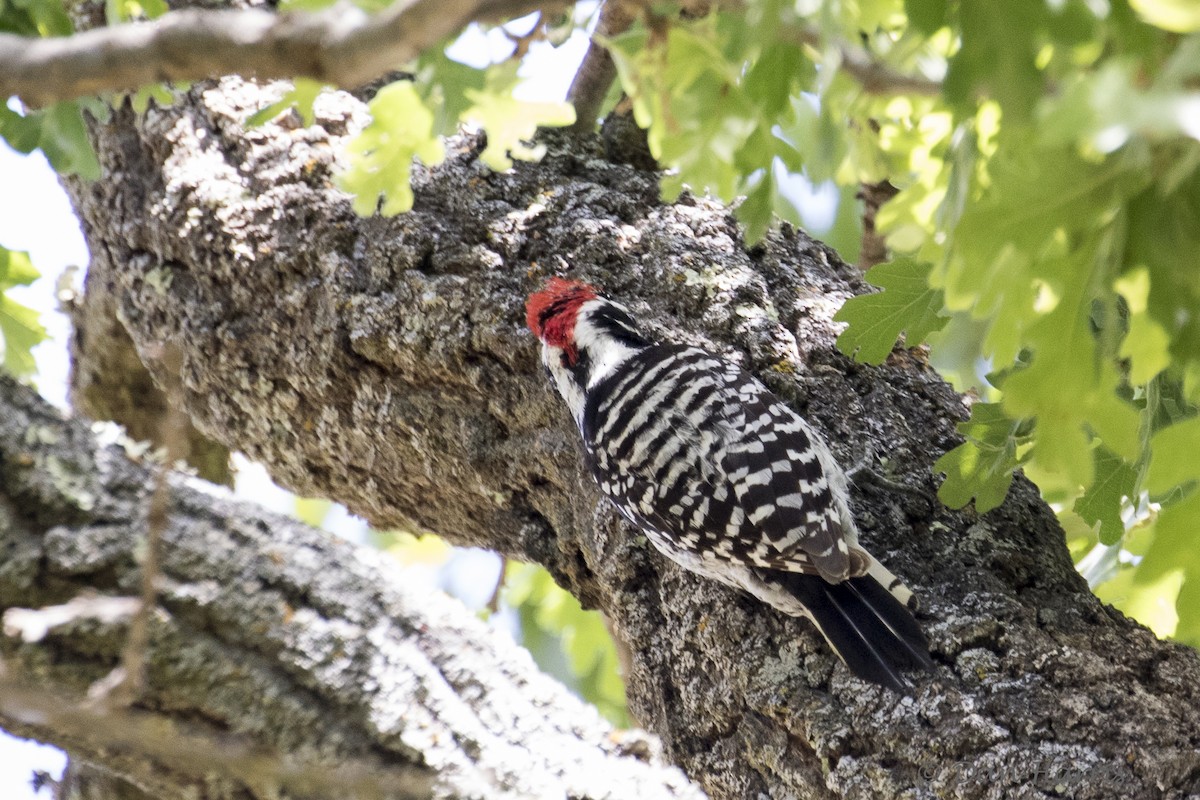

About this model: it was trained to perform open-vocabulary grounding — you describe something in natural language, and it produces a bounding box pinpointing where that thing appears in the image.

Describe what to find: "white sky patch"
[0,736,64,800]
[0,142,88,409]
[447,4,595,103]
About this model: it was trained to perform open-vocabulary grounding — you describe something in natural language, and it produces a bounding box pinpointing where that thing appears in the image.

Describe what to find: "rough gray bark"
[0,373,700,800]
[47,75,1200,799]
[66,285,232,484]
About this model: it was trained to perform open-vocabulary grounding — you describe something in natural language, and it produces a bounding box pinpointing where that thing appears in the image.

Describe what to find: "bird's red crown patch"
[525,278,598,357]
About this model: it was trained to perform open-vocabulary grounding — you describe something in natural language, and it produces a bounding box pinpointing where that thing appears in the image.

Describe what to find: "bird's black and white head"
[525,278,650,425]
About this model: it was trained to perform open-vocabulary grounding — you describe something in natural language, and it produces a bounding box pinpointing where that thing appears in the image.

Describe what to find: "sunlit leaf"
[462,62,575,171]
[1173,573,1200,648]
[376,530,453,567]
[247,79,328,127]
[339,82,445,216]
[0,248,39,288]
[294,496,332,528]
[834,257,947,364]
[934,403,1024,512]
[0,294,46,377]
[1129,0,1200,32]
[1093,562,1182,638]
[1115,268,1172,385]
[1074,446,1137,545]
[1146,416,1200,495]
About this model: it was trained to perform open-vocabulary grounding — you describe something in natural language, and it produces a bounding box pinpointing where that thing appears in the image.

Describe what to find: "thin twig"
[486,555,508,615]
[113,344,189,706]
[857,178,899,272]
[504,12,545,60]
[791,25,942,97]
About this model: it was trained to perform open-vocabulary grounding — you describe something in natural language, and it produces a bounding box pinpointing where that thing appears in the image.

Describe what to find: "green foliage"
[0,248,47,377]
[293,496,333,528]
[461,61,575,171]
[334,50,573,214]
[338,82,446,216]
[1074,447,1139,545]
[504,563,628,727]
[833,257,947,364]
[105,0,167,24]
[247,79,328,128]
[0,101,101,179]
[1129,0,1200,32]
[606,9,814,241]
[412,49,487,137]
[602,0,1200,649]
[934,403,1027,513]
[2,0,71,36]
[1,0,104,179]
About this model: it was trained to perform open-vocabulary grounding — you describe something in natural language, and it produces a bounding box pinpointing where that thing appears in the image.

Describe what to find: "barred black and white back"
[526,278,933,692]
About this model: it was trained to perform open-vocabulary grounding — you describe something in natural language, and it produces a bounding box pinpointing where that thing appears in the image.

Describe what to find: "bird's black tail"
[780,572,934,693]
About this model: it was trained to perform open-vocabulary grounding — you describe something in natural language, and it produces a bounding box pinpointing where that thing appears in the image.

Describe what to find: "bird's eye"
[559,351,572,368]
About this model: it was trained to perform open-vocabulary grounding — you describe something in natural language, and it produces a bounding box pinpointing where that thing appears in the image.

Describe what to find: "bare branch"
[0,0,566,107]
[3,596,140,643]
[792,25,942,96]
[567,0,643,132]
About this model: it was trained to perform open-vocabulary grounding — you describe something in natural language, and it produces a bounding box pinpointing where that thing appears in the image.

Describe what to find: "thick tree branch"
[0,669,434,800]
[0,374,701,799]
[55,77,1200,798]
[0,0,563,107]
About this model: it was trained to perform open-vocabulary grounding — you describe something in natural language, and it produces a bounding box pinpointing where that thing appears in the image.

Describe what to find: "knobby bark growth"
[43,74,1200,799]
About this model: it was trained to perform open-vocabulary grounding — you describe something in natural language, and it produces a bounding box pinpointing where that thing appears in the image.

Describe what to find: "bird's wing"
[584,348,854,579]
[710,358,856,580]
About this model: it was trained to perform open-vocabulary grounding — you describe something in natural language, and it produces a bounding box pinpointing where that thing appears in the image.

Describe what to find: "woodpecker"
[525,277,933,692]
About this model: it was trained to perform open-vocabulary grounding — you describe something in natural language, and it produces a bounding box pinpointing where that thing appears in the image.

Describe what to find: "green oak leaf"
[247,79,327,127]
[1146,416,1200,496]
[834,257,947,364]
[338,81,445,216]
[462,63,575,171]
[0,297,46,378]
[37,101,101,180]
[1074,446,1138,545]
[935,403,1026,512]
